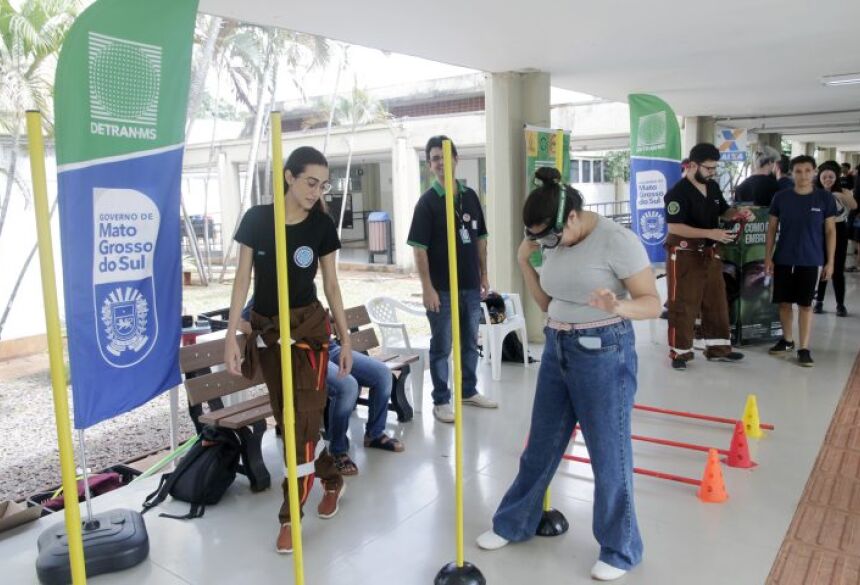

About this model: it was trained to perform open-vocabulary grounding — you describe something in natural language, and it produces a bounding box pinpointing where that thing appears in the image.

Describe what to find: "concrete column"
[391,128,422,271]
[485,71,550,340]
[790,141,815,158]
[682,116,717,156]
[218,152,241,255]
[756,132,782,152]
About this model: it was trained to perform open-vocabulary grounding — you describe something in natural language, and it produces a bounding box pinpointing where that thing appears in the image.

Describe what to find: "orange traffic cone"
[698,448,729,503]
[723,421,757,469]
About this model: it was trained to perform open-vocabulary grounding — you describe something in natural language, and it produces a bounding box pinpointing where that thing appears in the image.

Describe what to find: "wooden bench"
[179,334,271,492]
[338,305,420,422]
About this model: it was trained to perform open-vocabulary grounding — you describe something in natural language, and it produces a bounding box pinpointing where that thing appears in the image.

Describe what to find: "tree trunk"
[185,16,223,137]
[0,128,21,243]
[0,196,58,340]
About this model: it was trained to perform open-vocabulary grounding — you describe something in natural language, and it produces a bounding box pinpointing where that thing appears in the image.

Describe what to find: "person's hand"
[517,238,539,266]
[588,288,620,315]
[821,263,834,281]
[709,228,735,244]
[423,287,441,313]
[238,319,252,335]
[338,344,353,378]
[480,275,491,300]
[225,333,243,376]
[764,259,774,276]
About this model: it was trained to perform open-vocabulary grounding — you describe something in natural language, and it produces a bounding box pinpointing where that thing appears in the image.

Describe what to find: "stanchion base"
[536,508,569,537]
[434,561,486,585]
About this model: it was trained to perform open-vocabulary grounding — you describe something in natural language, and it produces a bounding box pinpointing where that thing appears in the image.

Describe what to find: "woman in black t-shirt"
[814,161,857,316]
[224,146,353,553]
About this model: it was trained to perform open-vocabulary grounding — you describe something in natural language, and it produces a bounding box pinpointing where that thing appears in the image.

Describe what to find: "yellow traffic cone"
[742,394,764,439]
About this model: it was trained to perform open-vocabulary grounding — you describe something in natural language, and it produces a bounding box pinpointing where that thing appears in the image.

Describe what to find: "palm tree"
[0,0,78,241]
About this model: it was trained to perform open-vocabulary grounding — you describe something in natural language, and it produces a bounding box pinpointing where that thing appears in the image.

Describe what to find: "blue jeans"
[426,289,481,405]
[492,320,643,571]
[327,341,393,455]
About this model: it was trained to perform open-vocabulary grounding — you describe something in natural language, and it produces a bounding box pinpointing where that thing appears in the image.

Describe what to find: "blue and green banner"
[628,94,682,263]
[54,0,198,428]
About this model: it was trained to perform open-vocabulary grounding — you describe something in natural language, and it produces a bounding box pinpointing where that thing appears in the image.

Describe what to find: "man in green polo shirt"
[407,135,498,423]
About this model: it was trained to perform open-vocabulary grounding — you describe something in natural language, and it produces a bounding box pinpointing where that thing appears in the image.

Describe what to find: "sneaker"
[433,403,455,423]
[462,393,498,408]
[705,350,744,362]
[837,305,848,317]
[317,482,346,519]
[797,349,815,368]
[276,523,293,554]
[769,338,795,355]
[590,560,627,581]
[671,358,686,371]
[813,302,824,314]
[476,529,509,550]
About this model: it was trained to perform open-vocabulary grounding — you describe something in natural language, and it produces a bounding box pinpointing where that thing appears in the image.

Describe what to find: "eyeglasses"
[429,155,445,163]
[301,176,332,194]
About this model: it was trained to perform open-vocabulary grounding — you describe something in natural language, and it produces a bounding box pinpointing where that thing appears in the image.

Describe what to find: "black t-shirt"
[777,176,794,192]
[407,180,488,291]
[840,175,855,190]
[735,174,779,207]
[664,177,729,229]
[234,204,341,316]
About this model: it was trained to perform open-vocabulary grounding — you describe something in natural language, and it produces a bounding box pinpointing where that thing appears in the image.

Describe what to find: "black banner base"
[536,508,569,537]
[434,561,487,585]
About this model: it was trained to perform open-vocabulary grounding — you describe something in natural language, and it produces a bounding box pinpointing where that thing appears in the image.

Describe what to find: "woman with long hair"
[814,161,857,316]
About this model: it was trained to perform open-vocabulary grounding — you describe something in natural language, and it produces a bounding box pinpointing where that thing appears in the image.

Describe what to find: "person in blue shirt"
[765,155,837,367]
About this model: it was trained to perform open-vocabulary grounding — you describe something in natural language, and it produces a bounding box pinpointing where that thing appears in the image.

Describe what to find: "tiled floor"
[1,278,858,584]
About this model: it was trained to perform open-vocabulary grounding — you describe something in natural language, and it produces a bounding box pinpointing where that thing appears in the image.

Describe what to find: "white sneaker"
[462,393,498,408]
[433,403,455,423]
[590,561,627,581]
[476,529,509,550]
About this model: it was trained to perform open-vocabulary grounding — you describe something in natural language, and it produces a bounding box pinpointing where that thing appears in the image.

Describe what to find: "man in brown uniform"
[664,143,753,370]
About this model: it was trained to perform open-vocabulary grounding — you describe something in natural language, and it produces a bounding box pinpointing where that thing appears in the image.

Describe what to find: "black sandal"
[363,434,405,452]
[333,453,359,476]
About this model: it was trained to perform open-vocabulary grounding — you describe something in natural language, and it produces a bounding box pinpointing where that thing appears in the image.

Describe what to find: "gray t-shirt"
[540,216,650,323]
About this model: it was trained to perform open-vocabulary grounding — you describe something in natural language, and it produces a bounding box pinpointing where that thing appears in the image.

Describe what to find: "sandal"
[333,453,359,476]
[363,434,405,453]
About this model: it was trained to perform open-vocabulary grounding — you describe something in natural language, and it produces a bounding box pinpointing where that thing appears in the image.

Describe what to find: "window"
[593,160,603,183]
[570,159,580,183]
[581,160,591,183]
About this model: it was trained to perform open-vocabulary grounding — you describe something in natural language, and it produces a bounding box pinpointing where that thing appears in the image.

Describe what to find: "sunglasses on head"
[524,184,567,249]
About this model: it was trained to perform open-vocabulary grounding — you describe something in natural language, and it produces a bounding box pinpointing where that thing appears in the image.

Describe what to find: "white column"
[218,151,241,254]
[485,71,550,340]
[391,127,422,271]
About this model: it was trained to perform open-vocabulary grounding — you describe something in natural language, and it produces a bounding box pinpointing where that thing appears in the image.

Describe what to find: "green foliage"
[604,150,631,182]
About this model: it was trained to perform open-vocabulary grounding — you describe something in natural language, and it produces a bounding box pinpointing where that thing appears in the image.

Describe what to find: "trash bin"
[367,211,393,264]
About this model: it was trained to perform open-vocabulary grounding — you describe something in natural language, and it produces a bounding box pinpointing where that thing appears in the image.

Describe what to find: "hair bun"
[534,166,561,186]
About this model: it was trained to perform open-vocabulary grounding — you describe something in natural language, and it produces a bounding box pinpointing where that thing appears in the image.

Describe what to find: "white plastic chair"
[479,293,529,381]
[365,296,429,413]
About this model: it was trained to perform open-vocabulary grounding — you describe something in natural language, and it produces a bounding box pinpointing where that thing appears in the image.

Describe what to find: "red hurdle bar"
[562,453,701,487]
[634,403,775,431]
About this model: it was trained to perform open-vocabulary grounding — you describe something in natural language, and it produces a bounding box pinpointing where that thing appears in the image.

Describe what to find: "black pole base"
[434,561,487,585]
[536,508,569,537]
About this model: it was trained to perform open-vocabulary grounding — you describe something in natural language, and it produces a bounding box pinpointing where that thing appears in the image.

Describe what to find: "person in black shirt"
[224,146,353,554]
[734,146,780,206]
[663,143,753,370]
[840,162,855,191]
[407,135,497,423]
[775,155,794,192]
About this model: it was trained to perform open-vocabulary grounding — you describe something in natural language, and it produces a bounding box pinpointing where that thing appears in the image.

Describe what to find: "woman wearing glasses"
[476,167,661,581]
[224,146,352,554]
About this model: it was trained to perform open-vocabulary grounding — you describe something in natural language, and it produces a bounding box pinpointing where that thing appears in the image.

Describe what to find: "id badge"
[459,226,472,244]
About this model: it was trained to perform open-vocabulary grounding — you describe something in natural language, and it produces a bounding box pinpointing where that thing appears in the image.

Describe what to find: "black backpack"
[501,332,537,363]
[142,425,241,520]
[480,292,507,324]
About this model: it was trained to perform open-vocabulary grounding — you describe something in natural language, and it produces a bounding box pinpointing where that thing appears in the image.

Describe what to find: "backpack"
[501,331,537,363]
[480,292,507,324]
[141,425,241,520]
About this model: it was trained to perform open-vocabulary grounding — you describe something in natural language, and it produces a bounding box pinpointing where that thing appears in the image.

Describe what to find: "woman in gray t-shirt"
[477,167,661,582]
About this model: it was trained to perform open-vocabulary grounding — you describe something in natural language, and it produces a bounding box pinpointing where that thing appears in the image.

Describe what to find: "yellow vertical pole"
[442,140,465,567]
[543,129,565,513]
[26,110,87,583]
[270,112,305,585]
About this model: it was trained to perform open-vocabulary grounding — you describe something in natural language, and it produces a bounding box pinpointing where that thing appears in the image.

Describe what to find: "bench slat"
[180,334,247,373]
[347,328,379,353]
[185,369,265,406]
[198,394,271,425]
[218,404,274,430]
[344,305,371,330]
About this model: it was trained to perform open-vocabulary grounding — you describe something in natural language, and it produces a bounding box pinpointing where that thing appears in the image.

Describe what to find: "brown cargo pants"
[665,235,732,361]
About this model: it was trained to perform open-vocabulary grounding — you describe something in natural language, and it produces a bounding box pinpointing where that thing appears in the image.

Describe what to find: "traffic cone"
[742,394,764,439]
[723,421,757,469]
[698,448,728,503]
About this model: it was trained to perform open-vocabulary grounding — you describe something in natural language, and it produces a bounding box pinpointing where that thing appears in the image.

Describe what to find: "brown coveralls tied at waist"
[242,300,342,524]
[664,233,732,361]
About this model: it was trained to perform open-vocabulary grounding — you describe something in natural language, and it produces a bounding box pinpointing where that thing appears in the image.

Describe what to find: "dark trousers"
[665,236,732,360]
[816,221,848,306]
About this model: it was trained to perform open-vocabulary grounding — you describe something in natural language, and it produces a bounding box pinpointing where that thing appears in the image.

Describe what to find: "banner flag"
[524,126,570,191]
[628,94,682,263]
[54,0,198,428]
